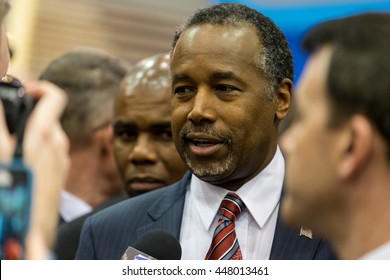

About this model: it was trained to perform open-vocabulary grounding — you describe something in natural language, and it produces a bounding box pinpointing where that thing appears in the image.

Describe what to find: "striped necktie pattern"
[205,192,246,260]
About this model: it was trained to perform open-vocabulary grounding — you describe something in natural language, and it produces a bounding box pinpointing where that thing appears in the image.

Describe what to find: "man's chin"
[125,182,164,197]
[186,155,232,179]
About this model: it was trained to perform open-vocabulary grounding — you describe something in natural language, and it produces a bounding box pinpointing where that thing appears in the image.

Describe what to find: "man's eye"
[215,84,235,93]
[155,130,173,141]
[115,130,137,142]
[174,86,194,95]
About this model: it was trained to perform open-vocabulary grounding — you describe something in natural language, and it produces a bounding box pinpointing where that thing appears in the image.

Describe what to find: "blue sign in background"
[213,0,390,82]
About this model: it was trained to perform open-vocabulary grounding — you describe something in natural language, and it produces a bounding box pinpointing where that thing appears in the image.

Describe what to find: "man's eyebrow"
[151,122,172,130]
[171,73,192,84]
[113,121,136,130]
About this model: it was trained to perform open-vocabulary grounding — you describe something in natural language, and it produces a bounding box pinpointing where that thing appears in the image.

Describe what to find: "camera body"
[0,75,35,135]
[0,76,35,259]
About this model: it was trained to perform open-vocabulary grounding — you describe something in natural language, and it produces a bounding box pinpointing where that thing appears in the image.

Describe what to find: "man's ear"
[93,124,114,158]
[338,115,373,179]
[275,78,293,121]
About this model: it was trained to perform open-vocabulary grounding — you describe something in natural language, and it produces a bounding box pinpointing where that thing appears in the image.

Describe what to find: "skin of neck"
[328,159,390,259]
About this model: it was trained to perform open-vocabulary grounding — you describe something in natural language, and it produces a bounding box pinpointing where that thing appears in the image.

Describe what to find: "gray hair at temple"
[40,47,130,150]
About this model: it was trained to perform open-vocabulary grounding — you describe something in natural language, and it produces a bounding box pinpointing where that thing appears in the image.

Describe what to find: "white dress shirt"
[360,241,390,260]
[59,190,92,222]
[180,146,285,260]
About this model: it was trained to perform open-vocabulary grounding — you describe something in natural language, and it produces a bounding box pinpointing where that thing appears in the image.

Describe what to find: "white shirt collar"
[60,190,92,222]
[360,241,390,260]
[191,146,284,232]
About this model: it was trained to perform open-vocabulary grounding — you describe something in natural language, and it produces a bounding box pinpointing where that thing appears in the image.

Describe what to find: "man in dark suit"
[54,53,188,259]
[40,48,129,224]
[76,3,335,260]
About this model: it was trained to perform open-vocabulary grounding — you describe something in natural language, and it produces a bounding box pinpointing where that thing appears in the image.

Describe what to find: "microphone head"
[134,229,181,260]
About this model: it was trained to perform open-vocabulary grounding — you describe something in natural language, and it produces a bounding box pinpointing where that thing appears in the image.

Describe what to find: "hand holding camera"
[0,76,69,259]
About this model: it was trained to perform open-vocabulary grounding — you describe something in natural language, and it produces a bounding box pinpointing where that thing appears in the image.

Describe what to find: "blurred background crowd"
[6,0,390,83]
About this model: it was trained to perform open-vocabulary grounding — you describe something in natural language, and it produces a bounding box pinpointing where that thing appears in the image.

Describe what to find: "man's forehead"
[296,46,333,107]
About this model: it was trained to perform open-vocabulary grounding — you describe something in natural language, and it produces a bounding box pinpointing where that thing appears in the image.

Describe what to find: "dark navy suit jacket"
[75,172,335,260]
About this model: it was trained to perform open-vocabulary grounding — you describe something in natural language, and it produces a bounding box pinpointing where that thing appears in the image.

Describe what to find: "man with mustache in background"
[55,53,188,259]
[113,53,188,197]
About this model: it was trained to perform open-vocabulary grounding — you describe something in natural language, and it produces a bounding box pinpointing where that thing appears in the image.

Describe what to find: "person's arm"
[0,80,69,259]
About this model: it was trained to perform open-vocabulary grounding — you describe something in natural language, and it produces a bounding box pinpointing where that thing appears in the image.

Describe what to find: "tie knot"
[219,192,245,222]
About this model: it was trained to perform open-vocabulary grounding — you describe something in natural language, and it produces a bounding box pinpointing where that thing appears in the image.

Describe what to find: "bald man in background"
[113,53,188,197]
[55,53,187,259]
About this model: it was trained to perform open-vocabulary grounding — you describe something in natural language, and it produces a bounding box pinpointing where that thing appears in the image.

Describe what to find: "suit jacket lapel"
[134,176,333,260]
[135,172,192,241]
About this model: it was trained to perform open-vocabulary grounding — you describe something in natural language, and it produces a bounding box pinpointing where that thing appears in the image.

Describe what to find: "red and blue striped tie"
[205,192,245,260]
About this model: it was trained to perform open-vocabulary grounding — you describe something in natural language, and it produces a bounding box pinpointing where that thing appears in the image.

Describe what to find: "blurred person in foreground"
[0,0,69,259]
[76,3,334,260]
[55,53,187,259]
[281,13,390,260]
[39,48,129,223]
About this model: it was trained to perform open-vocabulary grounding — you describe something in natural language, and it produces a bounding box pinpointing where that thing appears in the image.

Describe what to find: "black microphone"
[121,229,182,260]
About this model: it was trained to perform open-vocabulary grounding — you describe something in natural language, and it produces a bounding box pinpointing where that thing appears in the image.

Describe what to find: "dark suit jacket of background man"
[54,195,127,259]
[75,172,335,260]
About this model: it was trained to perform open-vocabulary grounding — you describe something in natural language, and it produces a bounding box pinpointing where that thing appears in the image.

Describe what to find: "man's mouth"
[127,177,165,191]
[185,133,224,156]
